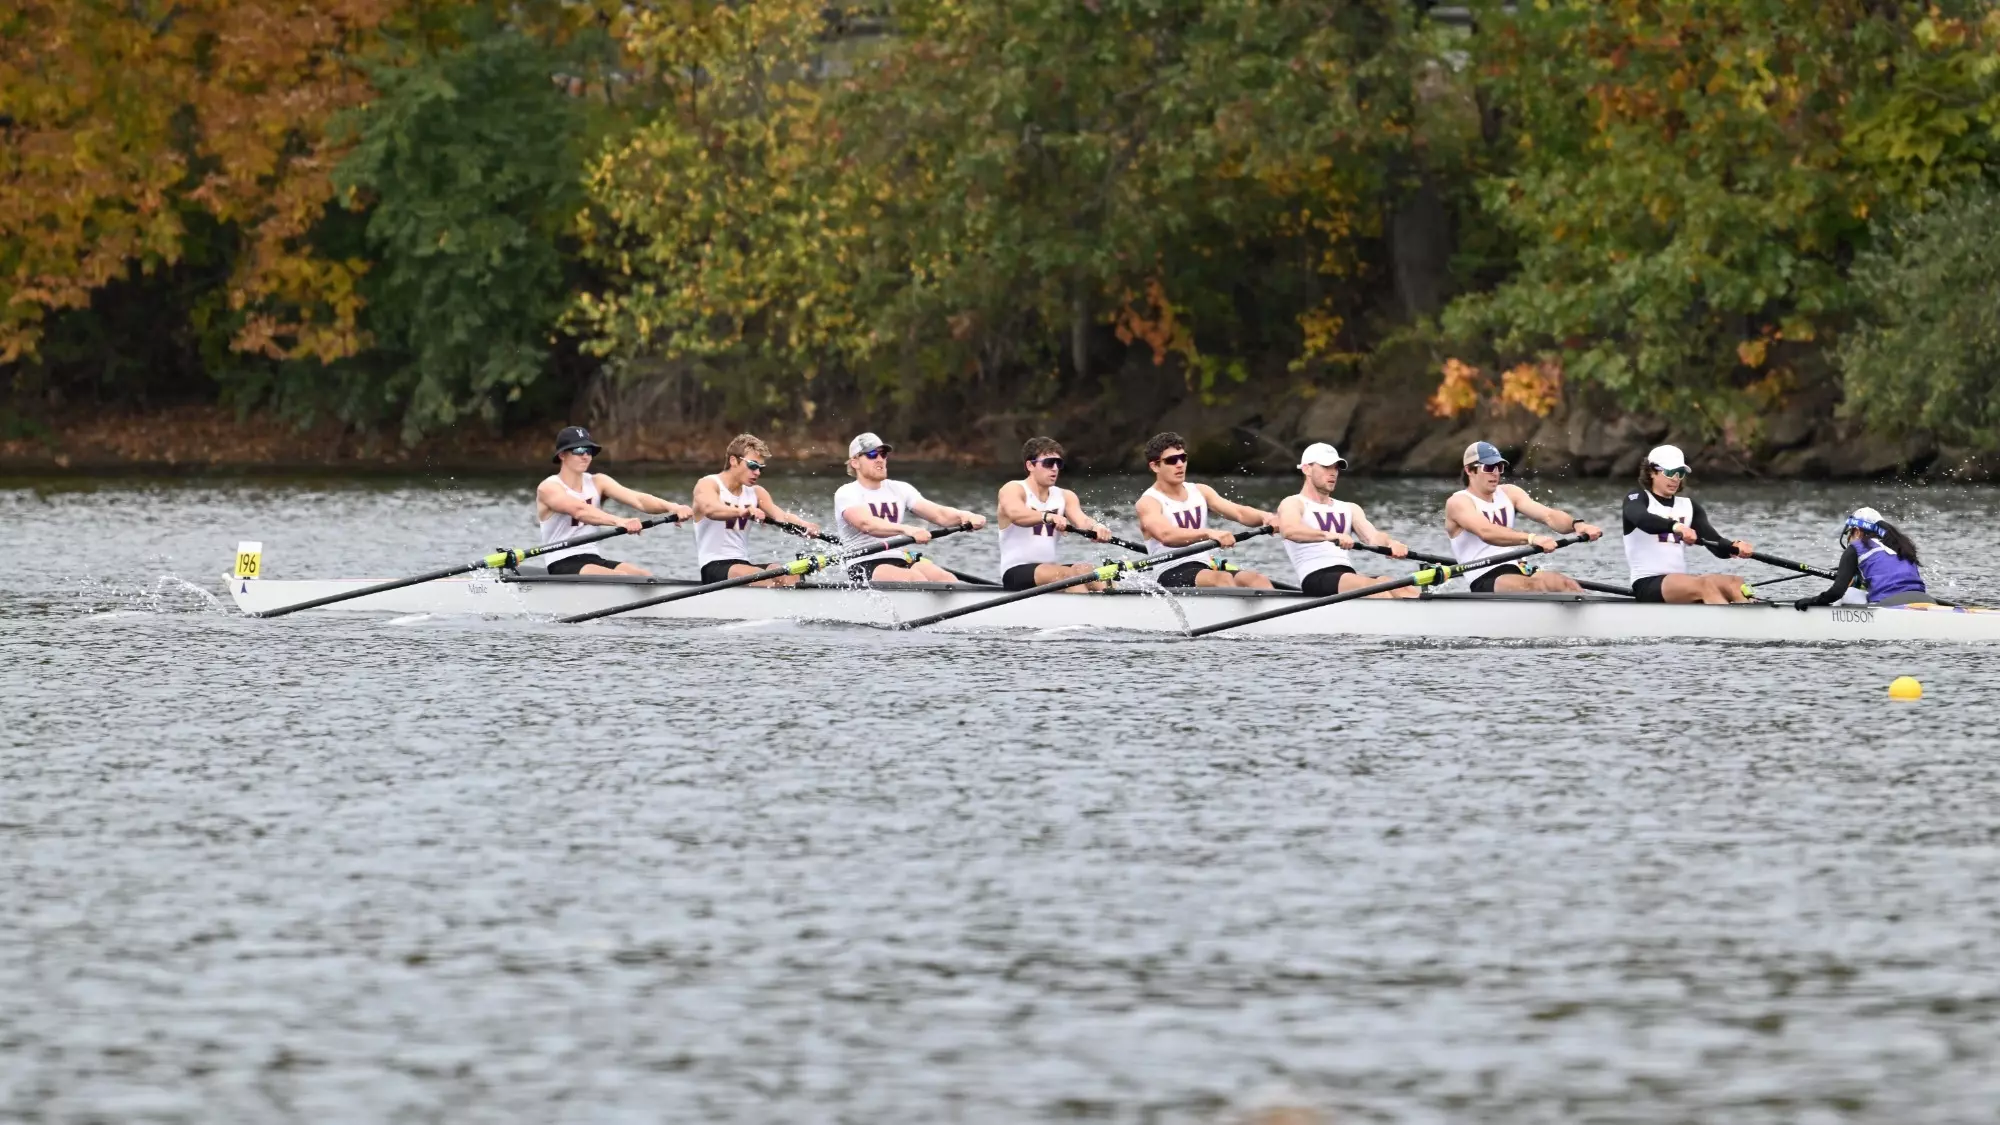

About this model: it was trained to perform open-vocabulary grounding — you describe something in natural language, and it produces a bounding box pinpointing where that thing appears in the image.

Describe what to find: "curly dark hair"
[1022,436,1063,462]
[1143,432,1187,464]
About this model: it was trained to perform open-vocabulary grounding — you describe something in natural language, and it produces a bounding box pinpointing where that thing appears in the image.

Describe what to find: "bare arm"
[1506,484,1601,541]
[1137,494,1233,548]
[755,486,817,536]
[1350,504,1407,556]
[538,478,634,530]
[995,482,1039,530]
[592,473,693,521]
[1445,491,1541,547]
[909,496,986,530]
[842,504,927,539]
[1061,491,1111,540]
[1199,484,1278,528]
[689,477,744,523]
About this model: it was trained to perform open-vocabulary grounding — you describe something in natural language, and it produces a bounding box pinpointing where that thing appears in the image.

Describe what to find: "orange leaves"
[1428,357,1482,418]
[1112,279,1194,367]
[1429,357,1564,418]
[0,0,390,364]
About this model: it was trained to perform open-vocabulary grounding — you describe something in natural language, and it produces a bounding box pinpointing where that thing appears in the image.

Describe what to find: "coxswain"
[1620,444,1753,603]
[535,426,692,576]
[1794,507,1933,609]
[1134,432,1278,588]
[995,437,1115,590]
[834,432,987,583]
[1276,443,1417,598]
[1445,441,1602,593]
[689,433,822,586]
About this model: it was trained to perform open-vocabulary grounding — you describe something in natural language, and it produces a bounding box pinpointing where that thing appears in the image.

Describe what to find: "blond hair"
[724,433,769,462]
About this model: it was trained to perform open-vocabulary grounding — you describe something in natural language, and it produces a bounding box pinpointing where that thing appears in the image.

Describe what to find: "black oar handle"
[896,528,1271,631]
[1189,533,1586,637]
[559,527,970,623]
[1062,523,1149,554]
[1353,541,1456,567]
[775,520,839,543]
[1700,538,1837,581]
[251,513,681,618]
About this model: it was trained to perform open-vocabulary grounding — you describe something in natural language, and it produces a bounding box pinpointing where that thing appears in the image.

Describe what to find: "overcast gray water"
[6,470,2000,1124]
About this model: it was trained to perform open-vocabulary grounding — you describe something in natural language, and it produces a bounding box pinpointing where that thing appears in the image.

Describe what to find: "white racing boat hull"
[222,573,2000,642]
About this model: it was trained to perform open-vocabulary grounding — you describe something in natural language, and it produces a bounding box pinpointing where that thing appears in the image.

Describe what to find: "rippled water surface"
[7,469,2000,1123]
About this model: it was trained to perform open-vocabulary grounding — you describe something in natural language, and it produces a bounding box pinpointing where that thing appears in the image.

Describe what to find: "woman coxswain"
[1793,507,1933,609]
[1620,444,1754,604]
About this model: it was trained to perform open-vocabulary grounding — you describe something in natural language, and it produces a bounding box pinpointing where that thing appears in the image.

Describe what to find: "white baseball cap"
[1298,442,1348,469]
[847,432,893,457]
[1645,444,1688,472]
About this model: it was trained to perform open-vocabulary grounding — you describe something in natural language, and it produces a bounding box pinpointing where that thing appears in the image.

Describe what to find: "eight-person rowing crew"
[532,426,1936,605]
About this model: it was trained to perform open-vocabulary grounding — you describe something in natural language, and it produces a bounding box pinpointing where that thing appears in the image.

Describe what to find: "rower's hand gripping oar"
[1188,534,1588,637]
[559,525,974,624]
[781,514,996,586]
[897,528,1277,631]
[250,514,683,618]
[1066,522,1299,590]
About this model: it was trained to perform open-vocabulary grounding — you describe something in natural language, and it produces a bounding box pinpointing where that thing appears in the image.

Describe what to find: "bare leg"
[1193,569,1238,588]
[1708,573,1750,603]
[1339,571,1420,599]
[1657,573,1726,604]
[1230,568,1275,590]
[580,561,653,577]
[862,563,922,583]
[1490,570,1581,594]
[726,561,797,588]
[1033,561,1106,592]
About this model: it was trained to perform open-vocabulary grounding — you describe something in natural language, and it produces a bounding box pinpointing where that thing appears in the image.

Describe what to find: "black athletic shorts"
[547,554,617,575]
[700,559,755,584]
[1002,563,1045,591]
[1156,560,1214,588]
[1468,561,1531,594]
[1300,565,1356,597]
[1632,574,1668,603]
[847,553,924,583]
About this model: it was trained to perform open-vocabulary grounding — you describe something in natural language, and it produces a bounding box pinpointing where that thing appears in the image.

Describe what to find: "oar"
[1188,535,1586,637]
[1573,578,1637,598]
[1067,522,1300,590]
[1701,539,1837,581]
[250,514,683,618]
[774,517,993,584]
[558,525,971,623]
[1353,542,1455,566]
[898,528,1276,630]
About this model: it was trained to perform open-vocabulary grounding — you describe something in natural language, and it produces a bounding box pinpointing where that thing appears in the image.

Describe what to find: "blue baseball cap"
[1461,441,1506,468]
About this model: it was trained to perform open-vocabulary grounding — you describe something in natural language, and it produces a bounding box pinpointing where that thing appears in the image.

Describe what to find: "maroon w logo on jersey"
[1171,509,1203,529]
[1313,510,1349,534]
[869,501,900,522]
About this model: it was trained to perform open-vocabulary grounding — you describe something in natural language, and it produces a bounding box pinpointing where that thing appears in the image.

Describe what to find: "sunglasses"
[565,447,599,458]
[1030,457,1064,470]
[862,448,890,460]
[1655,466,1689,479]
[740,457,766,471]
[1471,462,1506,474]
[1155,453,1189,466]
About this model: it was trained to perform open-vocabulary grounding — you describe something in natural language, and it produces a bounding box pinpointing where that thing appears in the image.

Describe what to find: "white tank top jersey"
[694,474,761,566]
[1447,486,1519,584]
[1623,491,1694,581]
[536,473,602,564]
[1284,494,1358,581]
[833,478,927,564]
[1142,484,1213,566]
[997,480,1069,571]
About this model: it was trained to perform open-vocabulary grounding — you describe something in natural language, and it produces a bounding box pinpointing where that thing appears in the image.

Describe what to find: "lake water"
[6,470,2000,1123]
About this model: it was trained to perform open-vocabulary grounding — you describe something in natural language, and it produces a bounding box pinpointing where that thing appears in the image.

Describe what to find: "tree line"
[7,1,2000,450]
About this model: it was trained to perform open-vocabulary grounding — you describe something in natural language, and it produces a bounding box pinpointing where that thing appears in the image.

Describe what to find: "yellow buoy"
[1889,676,1923,701]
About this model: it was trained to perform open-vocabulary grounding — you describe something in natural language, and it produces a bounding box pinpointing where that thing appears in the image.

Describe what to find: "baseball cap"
[847,432,894,457]
[1645,444,1688,472]
[552,425,601,463]
[1461,441,1506,467]
[1298,442,1348,469]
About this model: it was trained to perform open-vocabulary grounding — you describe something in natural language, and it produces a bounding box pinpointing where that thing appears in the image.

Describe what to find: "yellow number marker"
[234,541,264,580]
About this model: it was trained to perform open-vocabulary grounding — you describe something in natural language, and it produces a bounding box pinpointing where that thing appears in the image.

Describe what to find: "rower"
[1621,444,1753,603]
[1794,506,1932,609]
[995,436,1114,590]
[1134,431,1278,588]
[690,433,822,586]
[535,426,692,576]
[1445,440,1602,593]
[1277,443,1417,598]
[834,432,987,583]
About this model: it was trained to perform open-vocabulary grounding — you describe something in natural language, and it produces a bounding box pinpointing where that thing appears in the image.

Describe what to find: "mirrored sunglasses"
[863,448,890,459]
[1656,466,1689,479]
[1031,457,1064,470]
[1157,453,1189,466]
[1472,461,1506,474]
[742,457,766,471]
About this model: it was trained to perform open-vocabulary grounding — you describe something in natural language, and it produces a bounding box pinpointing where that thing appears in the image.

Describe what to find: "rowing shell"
[222,573,2000,642]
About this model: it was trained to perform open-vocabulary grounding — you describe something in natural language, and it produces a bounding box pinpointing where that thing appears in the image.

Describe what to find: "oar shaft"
[1063,524,1150,554]
[897,529,1273,630]
[1189,535,1584,637]
[252,514,680,618]
[1353,542,1456,567]
[1573,578,1636,598]
[1698,538,1836,582]
[559,526,972,623]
